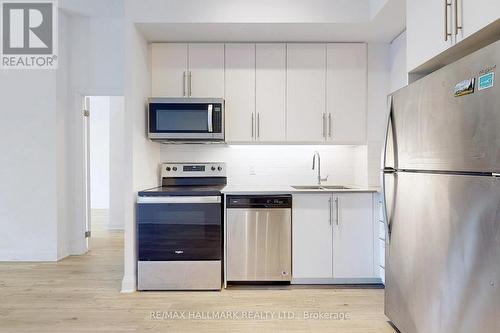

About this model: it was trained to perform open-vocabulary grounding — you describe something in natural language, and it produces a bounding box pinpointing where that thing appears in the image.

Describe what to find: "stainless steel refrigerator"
[382,40,500,333]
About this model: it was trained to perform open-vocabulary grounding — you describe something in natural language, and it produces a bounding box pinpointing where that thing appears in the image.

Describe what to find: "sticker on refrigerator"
[478,72,495,91]
[454,78,475,97]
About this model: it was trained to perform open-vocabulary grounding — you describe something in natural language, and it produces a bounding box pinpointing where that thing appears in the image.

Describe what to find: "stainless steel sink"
[322,185,351,190]
[291,185,325,190]
[291,185,352,190]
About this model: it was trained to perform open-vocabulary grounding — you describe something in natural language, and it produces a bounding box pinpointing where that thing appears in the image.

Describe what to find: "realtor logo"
[1,0,57,69]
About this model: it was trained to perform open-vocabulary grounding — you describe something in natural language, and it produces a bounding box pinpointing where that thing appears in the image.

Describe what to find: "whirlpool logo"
[1,0,57,69]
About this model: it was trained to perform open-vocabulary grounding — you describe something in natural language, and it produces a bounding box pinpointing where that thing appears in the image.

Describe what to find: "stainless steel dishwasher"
[226,195,292,282]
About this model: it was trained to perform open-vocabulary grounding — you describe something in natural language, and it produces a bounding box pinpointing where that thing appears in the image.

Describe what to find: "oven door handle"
[207,104,213,133]
[137,196,221,204]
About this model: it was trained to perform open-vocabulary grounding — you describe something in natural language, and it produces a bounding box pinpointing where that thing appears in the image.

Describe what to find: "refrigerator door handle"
[381,95,398,170]
[381,96,396,243]
[381,171,394,243]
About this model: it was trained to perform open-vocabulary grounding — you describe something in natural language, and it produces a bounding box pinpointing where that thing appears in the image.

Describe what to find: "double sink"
[292,185,352,190]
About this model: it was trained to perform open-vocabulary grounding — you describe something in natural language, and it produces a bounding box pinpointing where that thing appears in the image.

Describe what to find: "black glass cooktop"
[138,185,225,197]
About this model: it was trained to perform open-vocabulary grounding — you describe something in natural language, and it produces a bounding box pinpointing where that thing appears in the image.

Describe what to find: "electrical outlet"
[249,166,256,175]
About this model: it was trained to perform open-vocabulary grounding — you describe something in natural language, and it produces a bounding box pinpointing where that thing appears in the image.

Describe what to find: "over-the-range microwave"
[148,98,224,143]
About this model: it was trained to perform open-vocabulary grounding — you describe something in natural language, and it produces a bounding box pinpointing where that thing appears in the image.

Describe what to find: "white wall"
[109,96,126,230]
[90,97,111,210]
[389,31,408,93]
[161,145,364,186]
[88,18,124,95]
[62,10,125,251]
[122,20,160,292]
[0,7,125,261]
[57,10,72,259]
[366,43,391,186]
[0,67,58,261]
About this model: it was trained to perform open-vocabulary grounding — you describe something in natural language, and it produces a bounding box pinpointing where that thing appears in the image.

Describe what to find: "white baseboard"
[291,277,382,285]
[0,251,58,261]
[121,274,136,293]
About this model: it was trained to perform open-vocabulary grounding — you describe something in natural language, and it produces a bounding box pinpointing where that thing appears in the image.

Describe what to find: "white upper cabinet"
[292,194,333,279]
[407,0,454,72]
[255,43,287,142]
[224,44,256,142]
[151,42,368,144]
[188,44,225,98]
[407,0,500,72]
[332,193,375,279]
[286,44,327,143]
[326,43,367,144]
[459,0,500,42]
[151,43,188,97]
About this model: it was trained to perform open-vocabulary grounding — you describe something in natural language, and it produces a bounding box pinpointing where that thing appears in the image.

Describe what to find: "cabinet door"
[286,44,326,142]
[224,44,256,142]
[332,193,375,279]
[256,43,286,142]
[458,0,500,42]
[151,43,188,97]
[292,194,333,279]
[326,43,367,144]
[407,0,454,72]
[188,44,225,98]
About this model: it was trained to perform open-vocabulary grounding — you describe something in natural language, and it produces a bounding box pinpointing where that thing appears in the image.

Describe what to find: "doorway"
[83,95,125,250]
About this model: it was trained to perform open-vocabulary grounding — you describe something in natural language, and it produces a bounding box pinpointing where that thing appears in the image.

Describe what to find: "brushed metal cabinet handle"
[257,113,260,139]
[454,0,462,35]
[322,113,327,138]
[251,113,255,139]
[328,113,332,138]
[183,71,186,96]
[188,71,192,97]
[444,0,452,41]
[335,197,339,226]
[328,197,332,225]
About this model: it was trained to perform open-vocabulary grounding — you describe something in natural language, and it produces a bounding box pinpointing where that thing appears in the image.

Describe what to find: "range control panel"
[161,162,226,178]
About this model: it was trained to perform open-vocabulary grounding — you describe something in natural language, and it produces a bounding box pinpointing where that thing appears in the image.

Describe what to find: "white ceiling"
[135,0,405,43]
[59,0,123,17]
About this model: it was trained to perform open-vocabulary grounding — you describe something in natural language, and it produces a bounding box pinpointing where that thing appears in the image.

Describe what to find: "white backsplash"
[160,144,368,186]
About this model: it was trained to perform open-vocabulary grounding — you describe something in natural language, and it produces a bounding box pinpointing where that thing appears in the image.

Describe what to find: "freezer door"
[385,172,500,333]
[391,40,500,173]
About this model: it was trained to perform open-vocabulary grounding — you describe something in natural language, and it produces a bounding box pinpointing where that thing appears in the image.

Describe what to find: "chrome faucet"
[312,151,328,185]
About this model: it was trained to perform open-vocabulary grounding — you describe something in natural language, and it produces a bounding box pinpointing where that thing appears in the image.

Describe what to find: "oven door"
[148,98,224,140]
[137,196,222,261]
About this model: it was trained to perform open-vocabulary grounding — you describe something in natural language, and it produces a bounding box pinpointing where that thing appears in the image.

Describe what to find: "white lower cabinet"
[332,193,374,278]
[292,192,379,283]
[292,194,333,278]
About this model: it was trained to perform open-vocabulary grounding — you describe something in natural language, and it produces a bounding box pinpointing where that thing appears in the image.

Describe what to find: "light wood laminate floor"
[0,229,395,333]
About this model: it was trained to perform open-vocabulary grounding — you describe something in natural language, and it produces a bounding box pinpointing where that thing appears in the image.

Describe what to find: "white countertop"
[222,184,380,195]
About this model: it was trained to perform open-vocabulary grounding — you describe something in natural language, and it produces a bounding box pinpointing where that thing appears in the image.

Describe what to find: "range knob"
[217,166,223,171]
[166,167,171,171]
[211,166,216,171]
[172,166,177,171]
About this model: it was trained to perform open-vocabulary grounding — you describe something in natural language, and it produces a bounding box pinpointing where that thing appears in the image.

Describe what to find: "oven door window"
[137,201,221,261]
[150,103,209,133]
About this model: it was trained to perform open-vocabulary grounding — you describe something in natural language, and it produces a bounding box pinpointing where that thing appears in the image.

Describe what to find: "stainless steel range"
[136,162,226,291]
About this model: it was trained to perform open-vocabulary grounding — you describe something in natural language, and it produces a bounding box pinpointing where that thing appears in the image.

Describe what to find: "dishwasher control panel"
[226,195,292,209]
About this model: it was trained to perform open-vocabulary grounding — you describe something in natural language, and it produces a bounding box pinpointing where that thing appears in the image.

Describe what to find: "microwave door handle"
[207,104,213,133]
